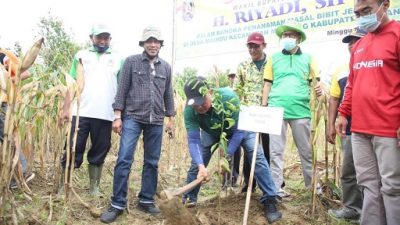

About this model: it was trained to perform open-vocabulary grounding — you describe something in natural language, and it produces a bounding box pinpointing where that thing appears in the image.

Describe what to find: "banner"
[175,0,400,60]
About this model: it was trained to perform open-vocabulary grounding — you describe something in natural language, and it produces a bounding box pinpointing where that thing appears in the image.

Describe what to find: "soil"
[13,167,333,225]
[9,135,342,225]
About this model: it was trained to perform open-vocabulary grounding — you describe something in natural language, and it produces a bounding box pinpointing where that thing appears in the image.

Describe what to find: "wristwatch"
[114,115,121,121]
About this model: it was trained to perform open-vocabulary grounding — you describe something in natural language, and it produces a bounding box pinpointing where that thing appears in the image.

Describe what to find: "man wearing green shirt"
[183,77,282,223]
[262,22,322,198]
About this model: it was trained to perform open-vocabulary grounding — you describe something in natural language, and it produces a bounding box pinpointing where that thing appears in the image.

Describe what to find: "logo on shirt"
[353,60,383,70]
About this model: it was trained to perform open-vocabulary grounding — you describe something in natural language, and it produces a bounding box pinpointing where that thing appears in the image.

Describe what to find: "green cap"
[275,21,306,42]
[91,24,111,36]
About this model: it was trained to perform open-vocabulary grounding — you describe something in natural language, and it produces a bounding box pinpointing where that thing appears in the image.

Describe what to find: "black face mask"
[93,44,109,53]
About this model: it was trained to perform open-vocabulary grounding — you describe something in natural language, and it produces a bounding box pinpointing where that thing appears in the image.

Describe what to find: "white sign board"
[238,106,284,135]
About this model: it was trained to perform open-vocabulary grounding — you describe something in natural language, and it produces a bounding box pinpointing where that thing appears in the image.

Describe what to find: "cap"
[342,27,367,43]
[184,77,209,106]
[275,21,306,42]
[139,26,164,46]
[247,32,265,45]
[91,24,111,36]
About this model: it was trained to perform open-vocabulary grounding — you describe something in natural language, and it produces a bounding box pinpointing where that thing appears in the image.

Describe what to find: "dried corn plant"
[0,36,87,224]
[0,38,51,224]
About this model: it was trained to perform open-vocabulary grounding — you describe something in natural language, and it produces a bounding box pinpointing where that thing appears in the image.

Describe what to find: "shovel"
[161,176,205,200]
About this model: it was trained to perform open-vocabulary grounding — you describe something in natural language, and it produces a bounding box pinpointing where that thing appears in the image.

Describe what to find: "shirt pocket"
[133,70,149,85]
[154,74,166,92]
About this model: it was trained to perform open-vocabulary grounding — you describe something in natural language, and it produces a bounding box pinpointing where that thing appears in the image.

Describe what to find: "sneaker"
[9,172,35,189]
[182,197,197,208]
[328,207,360,223]
[277,188,290,198]
[100,206,123,224]
[137,202,160,214]
[9,179,18,189]
[25,172,35,183]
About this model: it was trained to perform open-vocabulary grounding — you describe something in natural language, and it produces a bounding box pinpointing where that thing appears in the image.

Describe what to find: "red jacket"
[339,20,400,138]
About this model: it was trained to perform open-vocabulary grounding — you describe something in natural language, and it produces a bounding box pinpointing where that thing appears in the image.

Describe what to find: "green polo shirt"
[184,87,240,139]
[264,48,320,119]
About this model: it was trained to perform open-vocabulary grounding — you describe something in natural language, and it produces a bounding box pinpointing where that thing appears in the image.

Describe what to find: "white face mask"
[281,37,297,51]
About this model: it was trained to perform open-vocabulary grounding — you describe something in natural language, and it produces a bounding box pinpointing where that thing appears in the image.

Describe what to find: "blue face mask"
[357,4,384,32]
[93,44,109,53]
[281,37,297,51]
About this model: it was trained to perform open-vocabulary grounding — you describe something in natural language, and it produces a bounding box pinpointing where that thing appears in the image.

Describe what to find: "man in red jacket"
[336,0,400,224]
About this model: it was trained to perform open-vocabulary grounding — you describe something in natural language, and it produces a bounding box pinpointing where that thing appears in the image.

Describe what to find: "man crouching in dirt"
[182,76,282,223]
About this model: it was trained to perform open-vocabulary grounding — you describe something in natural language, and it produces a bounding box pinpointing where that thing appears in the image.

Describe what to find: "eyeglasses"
[281,32,300,38]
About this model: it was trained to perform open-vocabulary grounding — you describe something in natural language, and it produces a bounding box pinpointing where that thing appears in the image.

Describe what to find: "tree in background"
[174,67,198,99]
[37,13,80,76]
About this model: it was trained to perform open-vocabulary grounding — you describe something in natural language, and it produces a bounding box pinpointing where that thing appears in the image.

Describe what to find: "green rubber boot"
[88,164,103,197]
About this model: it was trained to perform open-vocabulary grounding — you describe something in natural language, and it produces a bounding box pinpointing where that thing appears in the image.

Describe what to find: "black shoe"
[100,206,123,223]
[264,197,282,223]
[137,202,160,214]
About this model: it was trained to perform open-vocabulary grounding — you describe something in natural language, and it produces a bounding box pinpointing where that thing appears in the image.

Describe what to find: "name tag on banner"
[238,106,284,135]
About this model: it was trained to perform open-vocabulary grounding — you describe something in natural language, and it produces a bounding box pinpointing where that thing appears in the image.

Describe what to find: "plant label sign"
[238,106,284,135]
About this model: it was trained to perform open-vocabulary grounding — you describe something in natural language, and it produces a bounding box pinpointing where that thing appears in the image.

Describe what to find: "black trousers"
[61,116,112,168]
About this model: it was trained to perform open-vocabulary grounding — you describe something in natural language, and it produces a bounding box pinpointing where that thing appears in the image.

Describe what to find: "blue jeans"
[111,117,163,209]
[184,131,276,203]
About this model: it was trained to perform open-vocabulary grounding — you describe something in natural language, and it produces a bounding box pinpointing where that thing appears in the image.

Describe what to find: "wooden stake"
[242,133,259,225]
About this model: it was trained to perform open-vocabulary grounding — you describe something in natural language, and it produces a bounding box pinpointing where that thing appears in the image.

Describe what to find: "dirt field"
[9,132,350,225]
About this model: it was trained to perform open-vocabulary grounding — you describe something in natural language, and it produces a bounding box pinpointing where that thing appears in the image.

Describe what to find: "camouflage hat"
[139,26,164,46]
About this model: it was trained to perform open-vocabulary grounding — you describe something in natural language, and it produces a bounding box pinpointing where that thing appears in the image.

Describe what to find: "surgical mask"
[357,4,384,32]
[281,37,297,51]
[93,44,109,53]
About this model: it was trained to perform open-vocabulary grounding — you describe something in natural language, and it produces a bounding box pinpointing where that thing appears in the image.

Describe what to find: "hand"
[58,108,70,126]
[327,124,336,144]
[335,115,348,138]
[197,165,210,183]
[165,117,175,139]
[315,82,323,98]
[112,119,122,135]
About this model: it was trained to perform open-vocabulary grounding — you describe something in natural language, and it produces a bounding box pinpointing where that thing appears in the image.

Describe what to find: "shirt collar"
[88,46,112,54]
[141,52,160,64]
[282,47,302,55]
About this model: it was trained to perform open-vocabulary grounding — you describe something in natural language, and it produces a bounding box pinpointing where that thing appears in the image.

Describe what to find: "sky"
[1,0,174,63]
[1,0,351,81]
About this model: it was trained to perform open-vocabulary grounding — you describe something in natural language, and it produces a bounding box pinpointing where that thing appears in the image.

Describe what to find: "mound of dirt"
[160,197,201,225]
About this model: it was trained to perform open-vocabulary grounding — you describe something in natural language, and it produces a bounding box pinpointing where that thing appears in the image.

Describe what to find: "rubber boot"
[88,164,103,197]
[264,197,282,223]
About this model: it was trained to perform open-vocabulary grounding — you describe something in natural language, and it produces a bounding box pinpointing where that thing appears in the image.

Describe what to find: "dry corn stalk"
[20,38,44,74]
